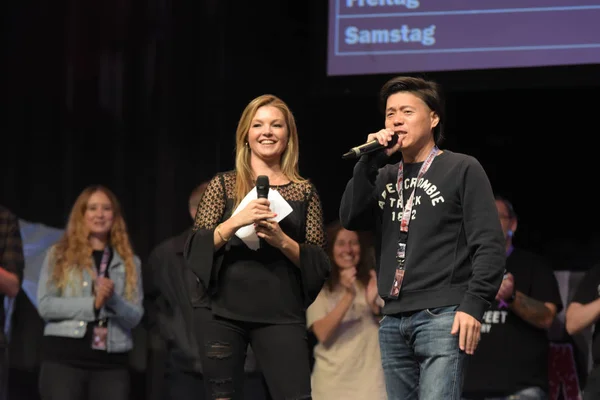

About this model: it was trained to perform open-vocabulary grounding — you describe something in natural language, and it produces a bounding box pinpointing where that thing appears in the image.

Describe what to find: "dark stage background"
[2,0,600,272]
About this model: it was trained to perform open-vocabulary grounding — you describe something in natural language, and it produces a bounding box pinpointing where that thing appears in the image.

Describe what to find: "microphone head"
[256,175,269,199]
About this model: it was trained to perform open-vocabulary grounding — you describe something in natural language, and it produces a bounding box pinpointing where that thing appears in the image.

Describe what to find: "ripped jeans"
[202,315,311,400]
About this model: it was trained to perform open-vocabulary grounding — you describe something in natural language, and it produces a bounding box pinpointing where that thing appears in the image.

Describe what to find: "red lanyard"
[396,145,439,233]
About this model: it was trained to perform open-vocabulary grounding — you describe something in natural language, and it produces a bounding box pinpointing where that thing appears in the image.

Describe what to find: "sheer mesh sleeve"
[186,174,228,293]
[305,185,326,248]
[192,175,225,231]
[299,183,330,308]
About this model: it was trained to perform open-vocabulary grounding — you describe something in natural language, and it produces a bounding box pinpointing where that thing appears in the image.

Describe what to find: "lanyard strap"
[396,146,439,233]
[96,248,111,326]
[98,247,110,277]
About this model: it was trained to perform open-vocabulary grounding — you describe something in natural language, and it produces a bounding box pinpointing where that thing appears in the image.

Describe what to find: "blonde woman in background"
[307,221,387,400]
[37,185,143,400]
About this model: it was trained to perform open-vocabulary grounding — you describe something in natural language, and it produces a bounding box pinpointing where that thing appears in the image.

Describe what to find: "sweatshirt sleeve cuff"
[457,292,490,322]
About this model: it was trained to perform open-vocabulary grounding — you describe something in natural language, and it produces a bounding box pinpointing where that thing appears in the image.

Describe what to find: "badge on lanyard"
[92,320,108,350]
[389,233,407,298]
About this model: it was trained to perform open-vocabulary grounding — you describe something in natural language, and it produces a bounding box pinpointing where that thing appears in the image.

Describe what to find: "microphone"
[342,134,398,160]
[255,175,269,249]
[256,175,269,199]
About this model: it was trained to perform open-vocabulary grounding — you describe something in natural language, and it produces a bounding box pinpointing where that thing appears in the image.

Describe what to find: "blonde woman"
[185,94,330,400]
[37,185,143,400]
[307,222,387,400]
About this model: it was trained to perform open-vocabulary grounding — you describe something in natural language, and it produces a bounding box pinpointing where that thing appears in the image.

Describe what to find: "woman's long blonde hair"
[233,94,305,209]
[50,185,138,300]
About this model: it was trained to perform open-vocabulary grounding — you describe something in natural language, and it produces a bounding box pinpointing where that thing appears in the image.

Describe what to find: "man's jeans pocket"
[425,305,459,317]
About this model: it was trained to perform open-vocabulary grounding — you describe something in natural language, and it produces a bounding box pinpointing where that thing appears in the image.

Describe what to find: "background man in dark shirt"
[145,182,211,399]
[463,196,563,400]
[146,183,269,400]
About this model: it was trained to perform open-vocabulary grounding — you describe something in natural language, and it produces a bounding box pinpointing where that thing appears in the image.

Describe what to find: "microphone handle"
[342,140,379,159]
[257,191,268,249]
[342,134,398,159]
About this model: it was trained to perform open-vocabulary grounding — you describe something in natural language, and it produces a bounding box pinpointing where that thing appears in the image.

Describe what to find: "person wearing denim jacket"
[36,185,143,400]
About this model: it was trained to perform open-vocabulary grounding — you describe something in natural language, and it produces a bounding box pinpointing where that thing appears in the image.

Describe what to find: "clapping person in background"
[307,221,386,400]
[37,185,143,400]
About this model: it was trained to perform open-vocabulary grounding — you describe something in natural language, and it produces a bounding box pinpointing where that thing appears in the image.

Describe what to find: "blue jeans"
[379,305,466,400]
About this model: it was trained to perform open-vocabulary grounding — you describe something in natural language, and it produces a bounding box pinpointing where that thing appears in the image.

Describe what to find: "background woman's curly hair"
[50,185,138,300]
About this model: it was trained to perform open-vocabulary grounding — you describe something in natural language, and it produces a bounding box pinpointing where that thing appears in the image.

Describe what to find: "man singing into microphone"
[339,76,505,400]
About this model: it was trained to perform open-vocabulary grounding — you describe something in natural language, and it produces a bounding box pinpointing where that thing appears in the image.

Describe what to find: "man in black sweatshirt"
[339,76,505,400]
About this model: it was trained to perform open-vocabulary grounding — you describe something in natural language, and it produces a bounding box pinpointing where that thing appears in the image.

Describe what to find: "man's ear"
[430,112,440,130]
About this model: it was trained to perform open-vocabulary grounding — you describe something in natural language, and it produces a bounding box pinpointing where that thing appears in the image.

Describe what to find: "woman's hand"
[254,219,288,249]
[94,277,114,310]
[339,266,357,296]
[231,199,277,229]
